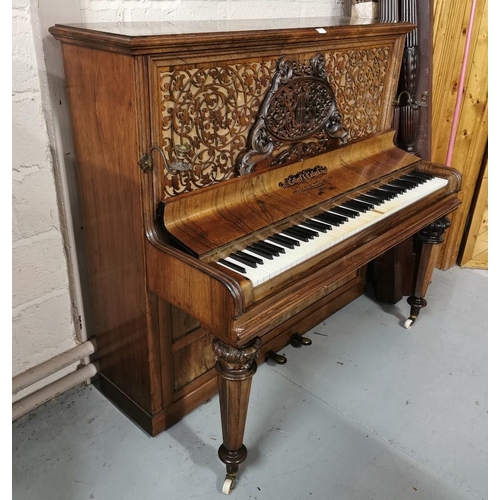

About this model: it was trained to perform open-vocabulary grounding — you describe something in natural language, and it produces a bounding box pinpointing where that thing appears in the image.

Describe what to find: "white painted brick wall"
[13,0,345,387]
[80,0,345,23]
[12,3,76,378]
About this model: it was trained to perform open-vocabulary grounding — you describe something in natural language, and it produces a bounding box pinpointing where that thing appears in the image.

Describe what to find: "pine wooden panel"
[460,157,488,269]
[431,0,488,269]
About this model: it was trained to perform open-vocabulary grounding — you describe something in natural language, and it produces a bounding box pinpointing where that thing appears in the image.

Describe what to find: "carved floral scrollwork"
[324,47,390,140]
[159,62,275,197]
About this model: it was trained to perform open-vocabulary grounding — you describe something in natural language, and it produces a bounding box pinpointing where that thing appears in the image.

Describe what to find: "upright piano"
[50,18,461,494]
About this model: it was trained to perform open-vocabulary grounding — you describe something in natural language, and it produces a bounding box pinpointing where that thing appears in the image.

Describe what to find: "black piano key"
[352,196,375,207]
[236,250,264,265]
[314,212,344,225]
[301,219,331,232]
[401,173,426,185]
[410,171,434,180]
[378,185,404,195]
[406,173,433,184]
[386,182,408,192]
[390,179,418,189]
[253,241,282,256]
[292,225,319,238]
[357,194,382,205]
[268,234,300,248]
[258,240,286,254]
[343,199,372,211]
[247,244,274,259]
[219,259,246,274]
[330,206,359,218]
[366,188,395,200]
[230,252,258,268]
[283,227,313,242]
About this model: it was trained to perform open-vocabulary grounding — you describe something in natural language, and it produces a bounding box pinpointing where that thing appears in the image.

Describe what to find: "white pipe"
[12,339,97,395]
[12,363,98,421]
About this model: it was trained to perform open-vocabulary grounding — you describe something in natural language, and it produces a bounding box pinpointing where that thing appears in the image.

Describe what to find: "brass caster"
[266,350,287,364]
[404,318,415,329]
[291,333,312,347]
[222,474,236,495]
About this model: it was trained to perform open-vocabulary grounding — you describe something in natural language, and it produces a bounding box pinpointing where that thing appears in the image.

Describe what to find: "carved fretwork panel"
[155,47,391,198]
[157,61,275,197]
[324,47,390,140]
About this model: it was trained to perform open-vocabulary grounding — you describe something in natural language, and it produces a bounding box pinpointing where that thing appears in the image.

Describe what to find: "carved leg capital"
[417,216,451,244]
[212,337,262,379]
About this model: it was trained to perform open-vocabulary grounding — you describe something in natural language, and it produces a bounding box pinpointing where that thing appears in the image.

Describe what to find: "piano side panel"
[60,44,163,415]
[149,32,407,199]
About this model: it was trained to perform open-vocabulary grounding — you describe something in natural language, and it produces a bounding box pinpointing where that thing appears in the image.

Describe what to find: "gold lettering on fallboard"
[278,165,329,189]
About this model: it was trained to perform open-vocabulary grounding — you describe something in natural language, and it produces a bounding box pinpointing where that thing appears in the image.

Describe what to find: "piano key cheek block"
[50,19,461,495]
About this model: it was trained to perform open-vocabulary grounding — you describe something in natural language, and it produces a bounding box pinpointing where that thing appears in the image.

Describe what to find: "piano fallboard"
[163,132,417,260]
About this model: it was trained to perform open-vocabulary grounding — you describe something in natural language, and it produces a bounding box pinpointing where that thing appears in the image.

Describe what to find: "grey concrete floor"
[12,266,487,500]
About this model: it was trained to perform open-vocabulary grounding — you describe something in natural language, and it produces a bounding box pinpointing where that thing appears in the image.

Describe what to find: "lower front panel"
[95,267,366,436]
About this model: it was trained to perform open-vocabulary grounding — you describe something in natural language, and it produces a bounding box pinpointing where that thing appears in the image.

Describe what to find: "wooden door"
[459,152,488,269]
[431,0,488,269]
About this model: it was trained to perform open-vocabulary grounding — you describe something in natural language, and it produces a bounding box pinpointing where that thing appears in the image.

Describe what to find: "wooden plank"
[460,157,488,268]
[431,0,488,269]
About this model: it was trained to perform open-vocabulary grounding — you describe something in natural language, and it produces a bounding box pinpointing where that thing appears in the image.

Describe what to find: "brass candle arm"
[139,144,192,174]
[392,90,428,110]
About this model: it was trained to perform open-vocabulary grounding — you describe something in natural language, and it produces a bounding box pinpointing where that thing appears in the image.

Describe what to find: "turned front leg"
[405,216,451,328]
[212,337,262,494]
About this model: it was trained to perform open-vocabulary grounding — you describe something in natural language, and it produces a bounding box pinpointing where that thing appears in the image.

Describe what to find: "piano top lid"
[49,17,416,55]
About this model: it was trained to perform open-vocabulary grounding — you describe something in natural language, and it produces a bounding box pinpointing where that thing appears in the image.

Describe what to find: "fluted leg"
[212,337,262,494]
[405,216,451,328]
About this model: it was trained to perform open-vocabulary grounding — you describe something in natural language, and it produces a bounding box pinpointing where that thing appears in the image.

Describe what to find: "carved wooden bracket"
[417,216,451,244]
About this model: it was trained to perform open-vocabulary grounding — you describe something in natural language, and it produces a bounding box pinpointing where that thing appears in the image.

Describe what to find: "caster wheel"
[222,476,235,495]
[404,318,415,329]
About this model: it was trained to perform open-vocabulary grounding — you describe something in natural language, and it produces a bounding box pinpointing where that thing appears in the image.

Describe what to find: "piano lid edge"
[145,237,248,332]
[418,161,462,192]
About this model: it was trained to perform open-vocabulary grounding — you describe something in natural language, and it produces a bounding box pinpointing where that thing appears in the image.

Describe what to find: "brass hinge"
[139,153,153,173]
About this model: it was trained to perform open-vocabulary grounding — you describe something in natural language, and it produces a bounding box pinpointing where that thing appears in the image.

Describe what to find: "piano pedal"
[290,333,312,347]
[265,350,287,364]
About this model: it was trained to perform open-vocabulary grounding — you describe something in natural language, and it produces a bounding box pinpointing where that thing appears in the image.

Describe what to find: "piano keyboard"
[217,172,448,286]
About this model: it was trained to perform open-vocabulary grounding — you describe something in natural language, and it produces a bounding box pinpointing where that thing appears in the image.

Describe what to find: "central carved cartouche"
[266,78,336,141]
[237,54,348,175]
